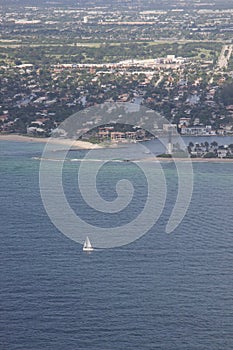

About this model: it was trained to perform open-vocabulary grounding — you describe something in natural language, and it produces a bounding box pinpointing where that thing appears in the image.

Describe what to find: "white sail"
[83,236,94,251]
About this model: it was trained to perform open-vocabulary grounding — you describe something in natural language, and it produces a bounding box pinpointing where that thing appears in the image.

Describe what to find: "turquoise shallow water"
[1,140,233,350]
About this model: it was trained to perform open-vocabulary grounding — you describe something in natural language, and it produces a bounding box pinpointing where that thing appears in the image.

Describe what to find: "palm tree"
[204,141,209,151]
[211,141,218,149]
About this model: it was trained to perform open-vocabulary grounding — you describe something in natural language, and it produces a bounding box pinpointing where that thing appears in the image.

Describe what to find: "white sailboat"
[83,236,94,252]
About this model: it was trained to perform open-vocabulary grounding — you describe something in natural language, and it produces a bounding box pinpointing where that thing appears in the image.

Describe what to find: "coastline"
[1,134,233,162]
[0,134,101,149]
[143,157,233,163]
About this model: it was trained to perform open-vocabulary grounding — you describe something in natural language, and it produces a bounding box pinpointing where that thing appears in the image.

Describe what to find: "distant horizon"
[1,0,233,10]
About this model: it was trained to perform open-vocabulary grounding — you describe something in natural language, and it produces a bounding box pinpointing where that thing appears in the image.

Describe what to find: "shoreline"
[143,157,233,163]
[1,134,233,162]
[0,134,101,149]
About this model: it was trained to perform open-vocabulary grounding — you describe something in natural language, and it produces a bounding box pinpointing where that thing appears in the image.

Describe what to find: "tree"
[204,141,209,151]
[211,141,218,148]
[217,83,233,106]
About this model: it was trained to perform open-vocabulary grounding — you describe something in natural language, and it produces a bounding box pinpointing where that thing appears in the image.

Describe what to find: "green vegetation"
[1,5,233,137]
[216,82,233,106]
[157,153,172,158]
[203,152,216,158]
[0,41,222,66]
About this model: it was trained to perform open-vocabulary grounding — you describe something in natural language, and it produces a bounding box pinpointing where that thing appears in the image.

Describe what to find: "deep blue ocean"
[1,139,233,350]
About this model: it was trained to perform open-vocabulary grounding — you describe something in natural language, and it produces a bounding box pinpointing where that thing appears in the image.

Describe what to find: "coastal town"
[187,141,233,158]
[1,1,233,139]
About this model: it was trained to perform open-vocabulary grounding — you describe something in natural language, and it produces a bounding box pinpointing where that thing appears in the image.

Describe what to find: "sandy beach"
[0,134,101,149]
[1,134,233,162]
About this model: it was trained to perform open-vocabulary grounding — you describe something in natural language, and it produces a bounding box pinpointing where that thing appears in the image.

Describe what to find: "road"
[217,44,233,69]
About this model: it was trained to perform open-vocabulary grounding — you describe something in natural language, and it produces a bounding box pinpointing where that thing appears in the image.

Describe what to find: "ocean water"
[1,140,233,350]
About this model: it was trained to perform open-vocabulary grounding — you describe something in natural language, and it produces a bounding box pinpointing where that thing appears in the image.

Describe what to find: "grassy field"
[0,40,223,65]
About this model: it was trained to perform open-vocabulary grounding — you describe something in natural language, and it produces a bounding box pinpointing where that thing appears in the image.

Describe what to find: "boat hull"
[83,247,94,252]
